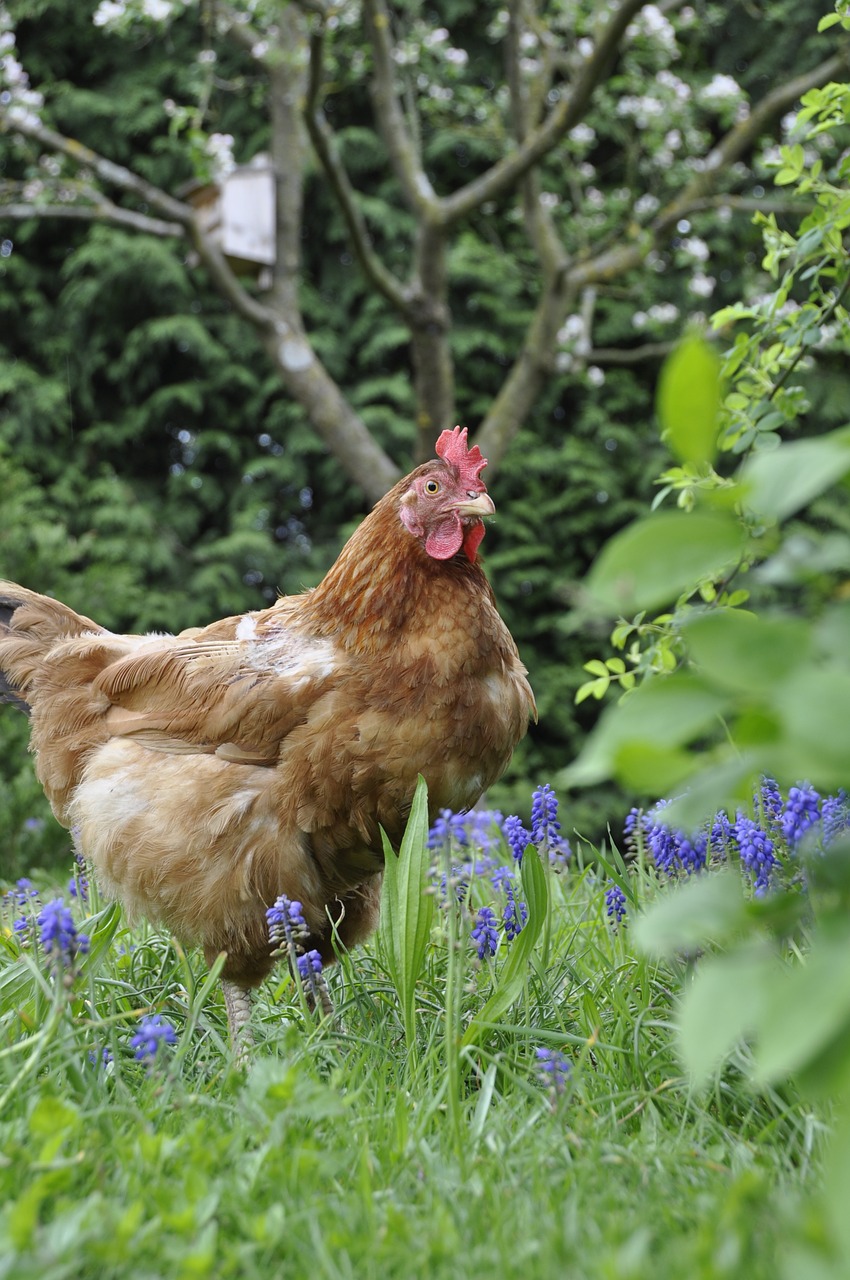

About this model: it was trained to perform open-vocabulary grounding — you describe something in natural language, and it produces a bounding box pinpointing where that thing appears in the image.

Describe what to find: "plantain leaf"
[379,776,435,1057]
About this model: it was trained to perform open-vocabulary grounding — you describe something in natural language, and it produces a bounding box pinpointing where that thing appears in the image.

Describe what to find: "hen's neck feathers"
[298,479,491,650]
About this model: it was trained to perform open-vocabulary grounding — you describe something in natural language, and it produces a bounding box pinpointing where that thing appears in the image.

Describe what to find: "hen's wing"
[97,622,337,766]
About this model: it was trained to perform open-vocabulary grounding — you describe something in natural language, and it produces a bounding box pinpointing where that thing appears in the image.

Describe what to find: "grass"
[0,813,830,1280]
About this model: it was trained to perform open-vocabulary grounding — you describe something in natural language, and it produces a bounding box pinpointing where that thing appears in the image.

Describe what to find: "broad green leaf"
[824,1097,850,1265]
[634,870,748,957]
[741,427,850,522]
[678,940,778,1085]
[613,742,699,796]
[562,674,731,788]
[379,776,435,1057]
[659,756,760,833]
[461,846,547,1049]
[774,669,850,790]
[586,511,745,615]
[684,609,811,693]
[657,335,721,467]
[754,925,850,1088]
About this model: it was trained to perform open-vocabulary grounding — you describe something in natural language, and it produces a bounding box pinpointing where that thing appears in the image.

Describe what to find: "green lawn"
[0,816,829,1280]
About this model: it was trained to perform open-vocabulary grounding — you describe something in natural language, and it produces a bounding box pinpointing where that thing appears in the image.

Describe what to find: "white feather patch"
[235,615,257,641]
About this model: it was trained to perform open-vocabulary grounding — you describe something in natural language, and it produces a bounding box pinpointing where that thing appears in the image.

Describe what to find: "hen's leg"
[221,979,254,1066]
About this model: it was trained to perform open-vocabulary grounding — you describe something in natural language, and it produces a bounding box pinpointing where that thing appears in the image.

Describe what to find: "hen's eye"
[424,479,440,495]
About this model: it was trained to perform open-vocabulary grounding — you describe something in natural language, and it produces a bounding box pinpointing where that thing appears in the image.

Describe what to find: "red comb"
[434,426,488,488]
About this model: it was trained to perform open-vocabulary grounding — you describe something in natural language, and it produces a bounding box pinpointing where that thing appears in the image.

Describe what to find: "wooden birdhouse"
[184,154,276,280]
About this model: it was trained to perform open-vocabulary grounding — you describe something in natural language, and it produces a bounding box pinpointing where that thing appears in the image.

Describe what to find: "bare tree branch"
[1,200,184,238]
[507,0,569,276]
[652,49,850,236]
[0,112,194,226]
[209,0,273,66]
[586,339,682,365]
[476,44,850,469]
[439,0,650,227]
[362,0,439,216]
[304,25,413,317]
[681,194,813,218]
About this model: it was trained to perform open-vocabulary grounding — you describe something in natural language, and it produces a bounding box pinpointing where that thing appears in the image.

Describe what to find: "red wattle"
[425,514,464,560]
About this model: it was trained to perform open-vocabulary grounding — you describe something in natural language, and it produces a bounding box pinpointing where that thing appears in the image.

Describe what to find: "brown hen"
[0,428,535,1051]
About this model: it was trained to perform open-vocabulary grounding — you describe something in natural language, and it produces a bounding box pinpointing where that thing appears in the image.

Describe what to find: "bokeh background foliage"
[1,0,849,858]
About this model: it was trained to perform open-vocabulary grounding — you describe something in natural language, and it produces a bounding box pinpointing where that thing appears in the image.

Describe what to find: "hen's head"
[398,427,495,563]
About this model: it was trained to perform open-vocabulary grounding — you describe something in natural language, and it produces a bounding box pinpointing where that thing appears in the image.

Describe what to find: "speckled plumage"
[0,431,535,1004]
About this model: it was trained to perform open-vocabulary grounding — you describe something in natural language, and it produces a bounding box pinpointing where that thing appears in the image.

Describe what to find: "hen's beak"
[453,492,496,518]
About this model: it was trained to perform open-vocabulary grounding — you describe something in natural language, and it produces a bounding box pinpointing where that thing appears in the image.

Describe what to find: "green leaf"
[657,335,721,467]
[774,669,850,790]
[613,741,699,795]
[754,925,850,1088]
[586,511,745,614]
[658,757,760,834]
[824,1097,850,1265]
[379,777,435,1058]
[741,427,850,522]
[678,940,778,1085]
[562,674,732,788]
[633,870,749,957]
[684,609,812,693]
[461,846,547,1049]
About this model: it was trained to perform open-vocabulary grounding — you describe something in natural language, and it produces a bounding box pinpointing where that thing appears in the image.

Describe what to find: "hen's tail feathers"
[0,582,104,716]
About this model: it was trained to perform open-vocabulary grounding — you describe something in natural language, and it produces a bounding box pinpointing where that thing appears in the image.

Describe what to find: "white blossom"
[558,315,586,344]
[587,366,606,387]
[628,4,678,53]
[569,123,596,146]
[656,70,691,102]
[689,272,716,298]
[205,131,236,178]
[634,193,660,217]
[142,0,175,18]
[617,94,665,127]
[93,0,126,26]
[647,302,679,324]
[700,73,744,105]
[680,236,710,263]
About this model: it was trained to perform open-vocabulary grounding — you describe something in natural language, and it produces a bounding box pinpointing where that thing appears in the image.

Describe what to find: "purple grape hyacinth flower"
[781,785,821,848]
[471,906,499,959]
[37,897,89,966]
[502,887,528,940]
[534,1047,571,1096]
[530,784,560,847]
[131,1014,177,1063]
[605,883,627,925]
[296,949,324,980]
[734,814,779,895]
[266,895,308,951]
[503,814,532,863]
